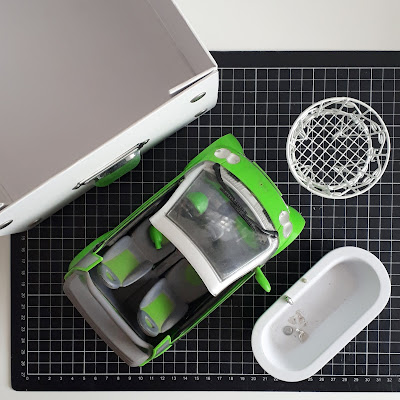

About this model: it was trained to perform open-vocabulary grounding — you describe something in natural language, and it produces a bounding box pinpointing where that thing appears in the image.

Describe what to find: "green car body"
[64,134,305,366]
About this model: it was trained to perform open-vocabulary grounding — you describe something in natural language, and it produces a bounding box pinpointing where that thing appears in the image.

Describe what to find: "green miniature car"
[64,134,305,367]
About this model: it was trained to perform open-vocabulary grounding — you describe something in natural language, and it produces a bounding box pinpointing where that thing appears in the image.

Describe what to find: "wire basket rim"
[286,97,391,199]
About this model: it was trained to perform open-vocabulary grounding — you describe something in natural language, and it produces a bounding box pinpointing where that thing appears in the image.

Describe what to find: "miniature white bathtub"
[251,247,391,382]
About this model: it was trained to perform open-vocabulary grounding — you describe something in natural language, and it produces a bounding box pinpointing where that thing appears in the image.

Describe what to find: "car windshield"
[167,167,276,281]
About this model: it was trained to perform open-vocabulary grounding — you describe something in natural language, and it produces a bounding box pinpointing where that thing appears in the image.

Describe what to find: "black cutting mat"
[11,52,400,391]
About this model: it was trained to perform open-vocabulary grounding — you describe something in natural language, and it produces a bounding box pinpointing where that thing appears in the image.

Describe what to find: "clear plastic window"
[167,168,274,281]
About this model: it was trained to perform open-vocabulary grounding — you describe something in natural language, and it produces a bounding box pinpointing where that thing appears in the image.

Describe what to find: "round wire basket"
[286,97,391,199]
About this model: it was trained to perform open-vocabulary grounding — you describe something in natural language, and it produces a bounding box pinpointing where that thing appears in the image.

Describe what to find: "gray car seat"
[64,271,152,367]
[98,219,175,289]
[138,260,208,337]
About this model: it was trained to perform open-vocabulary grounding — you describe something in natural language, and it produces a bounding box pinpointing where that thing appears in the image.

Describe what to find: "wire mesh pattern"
[287,97,391,199]
[11,55,400,391]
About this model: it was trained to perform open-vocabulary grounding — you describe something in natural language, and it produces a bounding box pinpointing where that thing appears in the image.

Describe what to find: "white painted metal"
[0,72,218,235]
[0,0,219,235]
[251,247,391,382]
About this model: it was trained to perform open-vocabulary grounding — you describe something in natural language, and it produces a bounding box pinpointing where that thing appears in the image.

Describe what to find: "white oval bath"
[252,247,391,382]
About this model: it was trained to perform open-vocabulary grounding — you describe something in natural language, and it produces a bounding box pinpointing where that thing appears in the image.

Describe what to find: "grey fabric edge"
[85,271,152,350]
[97,263,121,289]
[64,271,152,367]
[165,259,208,303]
[139,278,189,335]
[122,260,153,287]
[75,252,101,269]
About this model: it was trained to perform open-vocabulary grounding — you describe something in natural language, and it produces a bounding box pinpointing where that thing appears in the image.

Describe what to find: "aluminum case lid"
[0,0,217,204]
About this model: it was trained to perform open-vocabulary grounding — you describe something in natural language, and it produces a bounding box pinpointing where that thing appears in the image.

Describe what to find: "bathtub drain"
[282,326,294,336]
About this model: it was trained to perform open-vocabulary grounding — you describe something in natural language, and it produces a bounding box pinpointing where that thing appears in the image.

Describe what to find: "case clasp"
[73,140,149,190]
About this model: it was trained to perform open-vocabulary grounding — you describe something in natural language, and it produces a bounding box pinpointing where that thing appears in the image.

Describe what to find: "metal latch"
[73,140,149,190]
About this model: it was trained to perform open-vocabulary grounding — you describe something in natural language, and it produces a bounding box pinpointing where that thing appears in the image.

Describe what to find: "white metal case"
[0,0,219,235]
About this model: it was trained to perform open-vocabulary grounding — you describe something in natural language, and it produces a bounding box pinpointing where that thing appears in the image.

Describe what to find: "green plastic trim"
[95,151,141,187]
[93,173,185,253]
[66,134,306,367]
[64,253,103,280]
[67,134,305,280]
[184,134,244,171]
[183,134,305,253]
[272,206,306,258]
[186,191,209,215]
[67,176,184,276]
[252,162,282,196]
[255,267,271,293]
[68,232,109,270]
[140,336,172,366]
[142,293,174,330]
[149,226,166,250]
[103,249,139,282]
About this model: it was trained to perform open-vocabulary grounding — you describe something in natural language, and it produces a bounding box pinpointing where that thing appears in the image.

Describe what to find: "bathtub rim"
[251,246,391,382]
